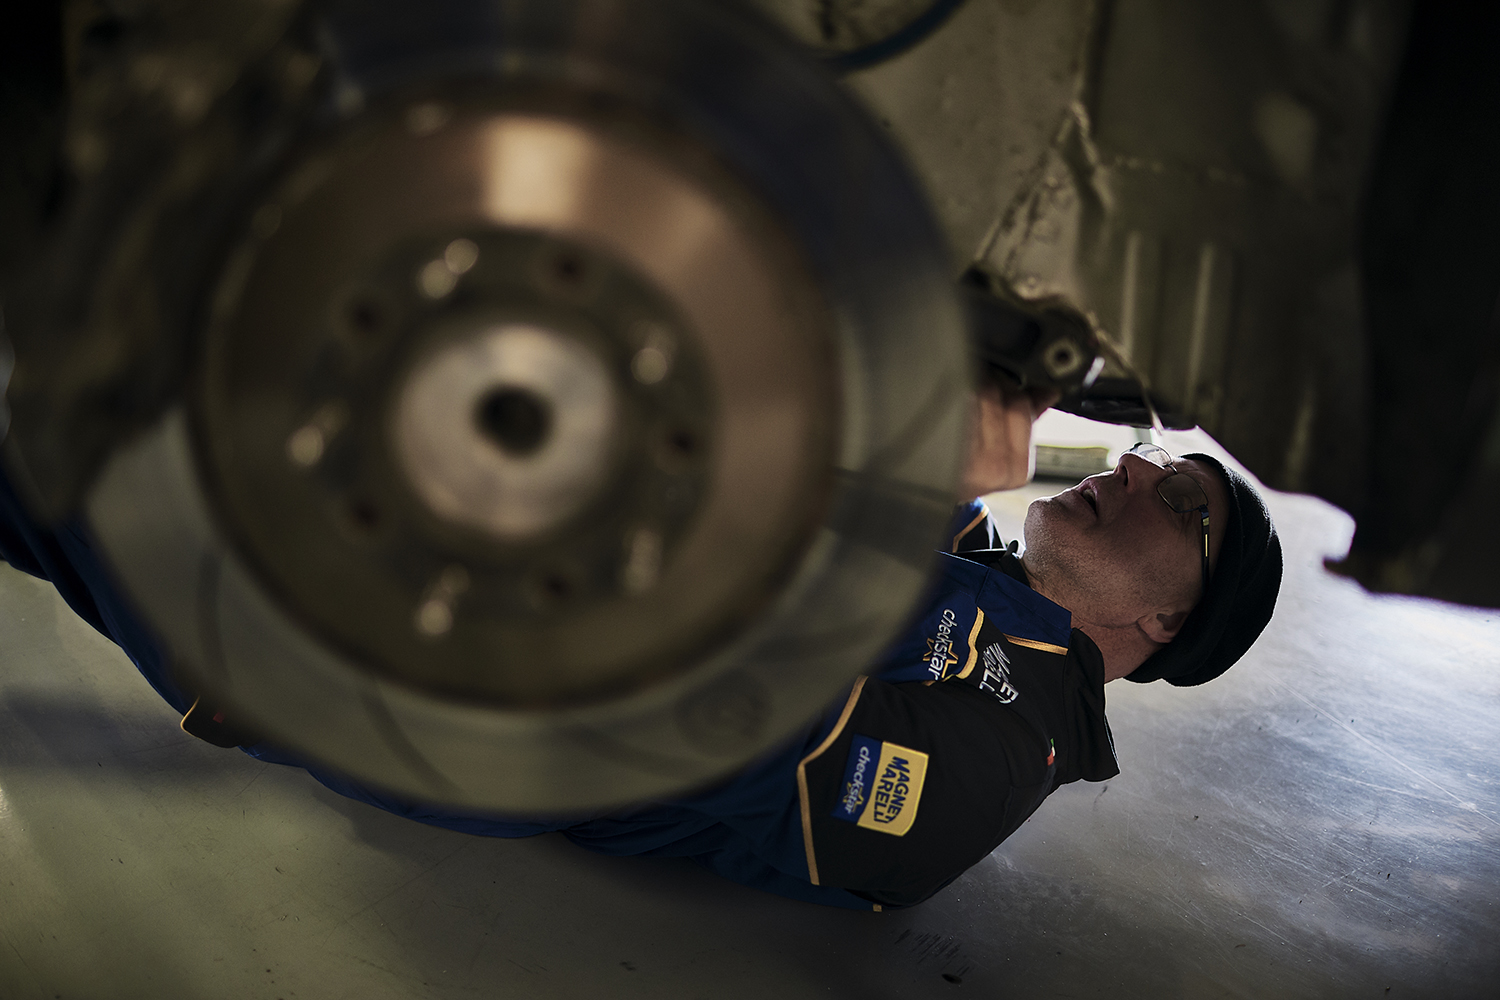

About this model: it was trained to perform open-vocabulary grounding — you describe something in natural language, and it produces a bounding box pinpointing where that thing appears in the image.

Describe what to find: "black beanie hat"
[1126,453,1283,687]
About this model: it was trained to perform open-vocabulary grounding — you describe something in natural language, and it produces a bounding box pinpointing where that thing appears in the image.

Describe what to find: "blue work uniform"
[0,464,1118,911]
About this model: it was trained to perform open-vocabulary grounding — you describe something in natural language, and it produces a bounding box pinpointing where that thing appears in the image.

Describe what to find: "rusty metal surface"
[842,0,1411,523]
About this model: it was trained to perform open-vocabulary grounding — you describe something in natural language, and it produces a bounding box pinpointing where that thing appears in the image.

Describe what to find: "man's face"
[1022,452,1227,625]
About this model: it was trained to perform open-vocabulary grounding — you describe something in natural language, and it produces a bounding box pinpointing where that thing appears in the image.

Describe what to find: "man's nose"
[1118,451,1171,488]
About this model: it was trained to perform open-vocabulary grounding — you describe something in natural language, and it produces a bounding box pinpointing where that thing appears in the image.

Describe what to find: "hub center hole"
[476,387,552,456]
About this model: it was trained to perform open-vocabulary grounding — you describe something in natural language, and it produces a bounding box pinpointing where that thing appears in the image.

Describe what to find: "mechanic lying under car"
[0,384,1281,910]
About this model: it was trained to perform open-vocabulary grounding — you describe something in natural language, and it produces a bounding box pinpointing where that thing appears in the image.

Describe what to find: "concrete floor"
[3,423,1499,1000]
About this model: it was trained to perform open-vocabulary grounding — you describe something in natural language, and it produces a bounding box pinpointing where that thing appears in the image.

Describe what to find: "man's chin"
[1022,496,1056,548]
[1023,493,1089,553]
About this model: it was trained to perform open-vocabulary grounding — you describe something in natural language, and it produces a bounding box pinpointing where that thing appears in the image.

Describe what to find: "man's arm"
[794,674,1055,907]
[959,383,1057,500]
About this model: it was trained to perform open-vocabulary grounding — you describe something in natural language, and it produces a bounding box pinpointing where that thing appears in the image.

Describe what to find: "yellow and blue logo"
[830,735,929,837]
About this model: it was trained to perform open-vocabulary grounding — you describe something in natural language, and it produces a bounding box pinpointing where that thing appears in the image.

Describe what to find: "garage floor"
[2,422,1499,1000]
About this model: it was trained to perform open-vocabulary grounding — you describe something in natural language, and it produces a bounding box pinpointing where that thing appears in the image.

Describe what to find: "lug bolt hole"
[348,298,382,336]
[346,498,382,534]
[552,253,584,285]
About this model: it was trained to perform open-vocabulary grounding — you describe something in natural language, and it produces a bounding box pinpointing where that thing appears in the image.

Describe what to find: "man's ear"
[1138,607,1189,645]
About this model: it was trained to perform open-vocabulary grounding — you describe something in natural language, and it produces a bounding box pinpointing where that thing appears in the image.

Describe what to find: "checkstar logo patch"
[830,735,929,837]
[831,736,878,822]
[926,634,960,679]
[924,607,962,679]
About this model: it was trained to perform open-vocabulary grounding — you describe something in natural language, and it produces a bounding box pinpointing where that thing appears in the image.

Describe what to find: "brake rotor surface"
[62,0,970,812]
[196,107,839,708]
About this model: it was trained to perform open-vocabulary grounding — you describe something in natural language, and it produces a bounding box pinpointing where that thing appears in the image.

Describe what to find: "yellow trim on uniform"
[954,609,985,679]
[1003,633,1069,655]
[872,904,883,912]
[179,695,203,735]
[796,676,867,886]
[950,506,990,553]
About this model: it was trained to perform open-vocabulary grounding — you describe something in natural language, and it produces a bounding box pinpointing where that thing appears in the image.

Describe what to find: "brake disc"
[12,0,968,813]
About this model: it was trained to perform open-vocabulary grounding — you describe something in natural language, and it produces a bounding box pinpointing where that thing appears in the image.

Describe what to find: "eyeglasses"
[1125,443,1210,594]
